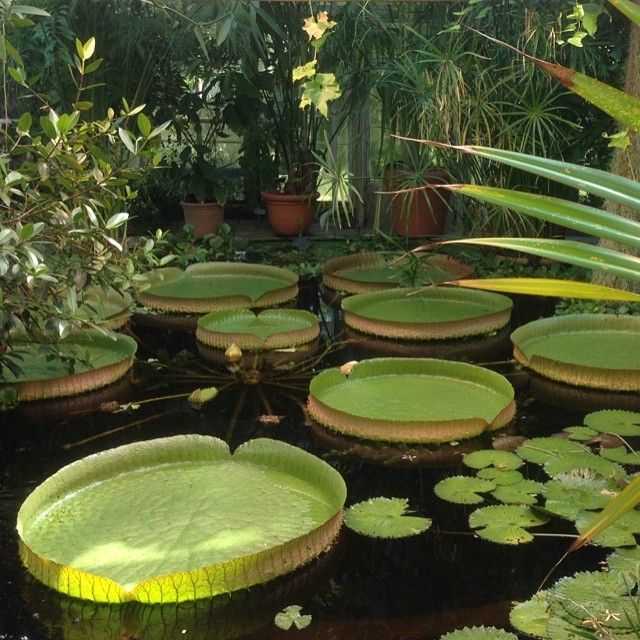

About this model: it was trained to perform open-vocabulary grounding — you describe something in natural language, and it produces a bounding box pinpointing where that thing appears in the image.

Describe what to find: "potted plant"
[179,146,234,238]
[233,6,347,236]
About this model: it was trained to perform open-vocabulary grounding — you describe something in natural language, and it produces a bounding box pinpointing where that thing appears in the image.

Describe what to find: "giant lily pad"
[511,314,640,391]
[307,358,516,444]
[137,262,298,314]
[3,330,137,401]
[17,435,346,603]
[322,251,472,299]
[196,309,319,351]
[342,287,512,341]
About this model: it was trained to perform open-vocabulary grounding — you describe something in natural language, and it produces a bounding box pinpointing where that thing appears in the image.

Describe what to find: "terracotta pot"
[181,201,224,238]
[388,170,451,238]
[262,191,315,237]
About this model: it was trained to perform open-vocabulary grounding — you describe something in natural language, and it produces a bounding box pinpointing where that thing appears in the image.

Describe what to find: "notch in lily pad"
[344,497,431,538]
[463,449,522,471]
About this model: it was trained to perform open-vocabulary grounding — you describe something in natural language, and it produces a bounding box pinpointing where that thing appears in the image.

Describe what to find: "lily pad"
[511,314,640,391]
[434,476,496,504]
[476,468,524,485]
[543,451,626,480]
[607,546,640,588]
[584,410,640,436]
[137,262,298,314]
[17,435,346,603]
[462,449,523,471]
[562,425,599,441]
[341,286,512,340]
[509,592,551,639]
[542,477,614,520]
[3,330,137,401]
[196,309,319,351]
[323,251,472,296]
[468,504,549,544]
[491,479,544,505]
[575,509,640,548]
[344,497,432,538]
[439,626,518,640]
[516,437,590,465]
[307,358,516,444]
[599,446,640,465]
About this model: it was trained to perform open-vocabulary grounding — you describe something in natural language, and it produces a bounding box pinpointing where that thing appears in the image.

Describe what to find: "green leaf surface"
[575,509,640,547]
[584,410,640,436]
[434,476,496,505]
[563,426,599,441]
[509,592,550,639]
[516,437,590,465]
[463,449,522,471]
[542,477,614,520]
[607,546,640,587]
[476,468,523,485]
[18,436,346,603]
[599,447,640,465]
[468,505,549,544]
[492,480,544,505]
[543,452,625,479]
[344,497,431,538]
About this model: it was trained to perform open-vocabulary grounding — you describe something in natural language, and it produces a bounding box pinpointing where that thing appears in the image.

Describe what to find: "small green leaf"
[274,605,312,631]
[137,112,151,138]
[16,112,31,133]
[509,592,550,639]
[82,37,96,60]
[476,468,523,485]
[463,450,522,471]
[563,425,599,441]
[292,59,317,82]
[516,437,590,465]
[434,476,495,505]
[344,497,431,538]
[74,101,93,111]
[118,127,135,153]
[469,505,549,544]
[606,130,632,150]
[39,115,57,140]
[492,480,544,506]
[299,72,341,118]
[584,410,640,436]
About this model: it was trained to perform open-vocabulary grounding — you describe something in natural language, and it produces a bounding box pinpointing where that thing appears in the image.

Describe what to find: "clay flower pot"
[181,201,224,238]
[262,191,315,237]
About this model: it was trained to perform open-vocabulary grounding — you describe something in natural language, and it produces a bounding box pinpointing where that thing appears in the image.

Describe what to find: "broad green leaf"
[137,113,151,138]
[563,425,599,441]
[492,480,544,505]
[542,477,612,520]
[468,504,549,544]
[584,410,640,436]
[344,497,431,538]
[607,546,640,586]
[39,115,57,140]
[509,592,550,639]
[292,59,317,82]
[274,605,312,631]
[444,184,640,248]
[569,475,640,553]
[599,446,640,465]
[16,112,31,134]
[105,212,129,229]
[544,452,625,479]
[462,450,523,470]
[476,468,523,486]
[434,476,495,504]
[576,509,640,547]
[444,239,640,285]
[516,437,590,465]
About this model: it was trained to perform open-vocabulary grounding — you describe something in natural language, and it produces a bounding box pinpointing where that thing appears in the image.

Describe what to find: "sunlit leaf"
[516,437,590,465]
[584,410,640,436]
[476,468,523,486]
[344,497,431,538]
[468,505,549,544]
[509,592,550,639]
[491,480,544,505]
[434,476,495,505]
[462,450,522,471]
[274,605,312,631]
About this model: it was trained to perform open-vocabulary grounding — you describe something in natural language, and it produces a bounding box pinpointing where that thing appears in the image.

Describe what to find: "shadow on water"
[0,314,612,640]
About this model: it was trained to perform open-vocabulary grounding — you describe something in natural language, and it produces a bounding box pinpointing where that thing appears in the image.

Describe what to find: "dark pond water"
[0,300,612,640]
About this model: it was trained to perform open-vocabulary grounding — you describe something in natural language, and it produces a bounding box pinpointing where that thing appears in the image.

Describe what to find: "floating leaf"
[599,446,640,465]
[476,468,523,486]
[491,480,544,505]
[344,497,431,538]
[463,449,522,471]
[434,476,495,505]
[274,605,312,631]
[575,509,640,548]
[516,437,590,465]
[439,625,518,640]
[584,410,640,436]
[607,546,640,589]
[509,591,550,639]
[469,505,549,544]
[542,476,613,520]
[543,451,626,480]
[562,425,599,441]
